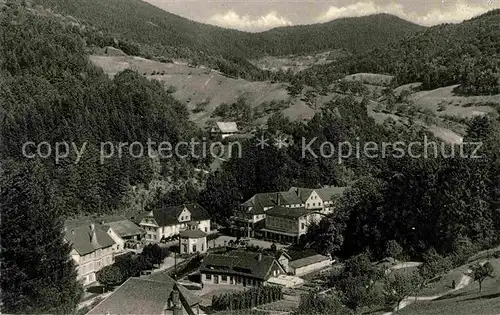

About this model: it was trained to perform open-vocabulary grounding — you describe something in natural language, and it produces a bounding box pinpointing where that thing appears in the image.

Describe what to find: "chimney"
[169,288,183,315]
[257,253,262,262]
[71,230,75,235]
[90,223,100,248]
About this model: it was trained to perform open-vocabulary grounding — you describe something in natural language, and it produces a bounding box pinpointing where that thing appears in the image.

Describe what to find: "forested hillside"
[0,3,201,216]
[302,9,500,96]
[32,0,424,58]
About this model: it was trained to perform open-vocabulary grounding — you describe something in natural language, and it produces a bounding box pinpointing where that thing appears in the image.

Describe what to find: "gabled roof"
[147,203,210,227]
[99,215,145,238]
[64,222,115,256]
[214,122,238,133]
[87,276,199,315]
[266,206,309,219]
[289,254,331,269]
[240,191,303,215]
[200,250,281,281]
[288,186,347,202]
[315,187,347,201]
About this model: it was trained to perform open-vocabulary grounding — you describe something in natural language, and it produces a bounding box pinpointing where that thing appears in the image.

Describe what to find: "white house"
[289,186,347,221]
[140,203,211,242]
[211,121,239,139]
[179,222,208,255]
[64,222,116,285]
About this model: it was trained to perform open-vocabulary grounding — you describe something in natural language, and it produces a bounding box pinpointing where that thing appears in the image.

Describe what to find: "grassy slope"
[89,56,303,126]
[33,0,425,58]
[400,258,500,315]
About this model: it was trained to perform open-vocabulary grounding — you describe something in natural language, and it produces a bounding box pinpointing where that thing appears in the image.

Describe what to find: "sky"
[145,0,500,32]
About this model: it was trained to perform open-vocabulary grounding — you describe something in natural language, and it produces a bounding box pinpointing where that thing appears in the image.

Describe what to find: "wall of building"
[74,246,115,285]
[180,237,207,255]
[201,273,263,286]
[142,219,211,241]
[105,227,125,254]
[291,259,331,276]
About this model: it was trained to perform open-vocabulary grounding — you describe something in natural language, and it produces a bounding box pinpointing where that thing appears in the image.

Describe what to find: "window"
[221,275,227,282]
[206,274,211,280]
[183,244,188,253]
[301,223,305,230]
[192,244,197,252]
[201,244,204,251]
[205,227,208,232]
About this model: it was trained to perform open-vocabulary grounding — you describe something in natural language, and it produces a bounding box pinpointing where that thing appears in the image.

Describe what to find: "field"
[251,50,347,74]
[396,253,500,315]
[344,73,394,86]
[90,55,294,126]
[407,85,500,119]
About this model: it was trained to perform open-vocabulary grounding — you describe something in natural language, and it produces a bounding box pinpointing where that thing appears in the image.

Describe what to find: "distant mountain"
[32,0,425,58]
[302,9,500,95]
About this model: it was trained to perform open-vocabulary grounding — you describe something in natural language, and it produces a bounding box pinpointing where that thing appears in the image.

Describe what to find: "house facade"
[200,251,284,287]
[231,191,303,238]
[64,222,116,285]
[179,223,208,255]
[140,203,211,242]
[260,207,315,244]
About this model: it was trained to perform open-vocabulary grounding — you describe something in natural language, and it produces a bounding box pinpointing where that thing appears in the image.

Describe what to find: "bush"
[212,286,283,311]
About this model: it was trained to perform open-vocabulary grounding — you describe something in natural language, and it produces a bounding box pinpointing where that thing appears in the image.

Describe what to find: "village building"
[179,222,208,255]
[289,186,347,215]
[140,203,211,242]
[288,254,333,276]
[199,250,285,287]
[211,121,239,139]
[64,222,116,285]
[98,214,146,252]
[260,206,315,244]
[87,273,200,315]
[231,191,303,238]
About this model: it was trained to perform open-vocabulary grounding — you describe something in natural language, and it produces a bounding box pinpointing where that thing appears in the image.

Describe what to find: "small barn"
[288,254,332,276]
[211,122,239,139]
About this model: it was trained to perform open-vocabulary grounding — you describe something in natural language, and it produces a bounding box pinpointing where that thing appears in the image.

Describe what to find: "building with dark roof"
[232,191,304,238]
[288,254,332,276]
[200,250,284,287]
[87,274,200,315]
[64,222,116,285]
[261,206,314,244]
[140,203,211,242]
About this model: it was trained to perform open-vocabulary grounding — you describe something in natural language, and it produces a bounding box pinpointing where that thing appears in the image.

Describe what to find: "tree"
[470,262,494,292]
[418,248,453,282]
[1,161,83,314]
[294,291,353,315]
[142,243,169,266]
[96,265,123,291]
[383,273,422,311]
[331,253,383,311]
[384,240,403,260]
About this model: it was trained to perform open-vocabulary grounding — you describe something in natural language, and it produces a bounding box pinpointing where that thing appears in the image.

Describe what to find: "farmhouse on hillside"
[211,121,239,139]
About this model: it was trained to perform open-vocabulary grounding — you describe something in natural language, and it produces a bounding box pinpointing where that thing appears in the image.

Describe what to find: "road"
[381,269,473,315]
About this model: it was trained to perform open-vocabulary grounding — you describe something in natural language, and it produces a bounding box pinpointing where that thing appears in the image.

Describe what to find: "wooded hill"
[301,9,500,96]
[32,0,424,58]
